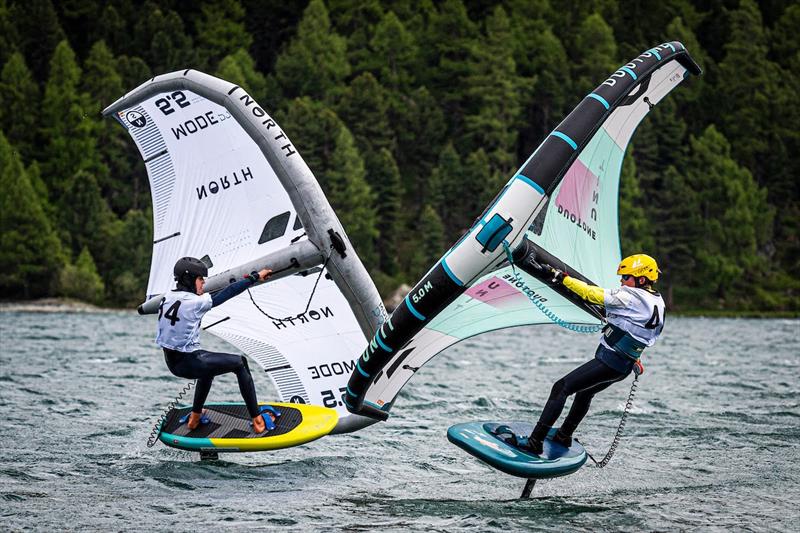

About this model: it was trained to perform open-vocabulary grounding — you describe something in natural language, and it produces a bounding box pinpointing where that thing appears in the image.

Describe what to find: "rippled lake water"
[1,310,798,531]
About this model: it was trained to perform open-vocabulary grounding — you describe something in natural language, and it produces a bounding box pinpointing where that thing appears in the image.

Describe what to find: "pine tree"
[370,148,402,275]
[136,3,196,73]
[714,0,796,285]
[335,72,393,156]
[430,147,494,241]
[428,143,463,238]
[653,165,701,309]
[618,146,655,256]
[664,16,710,130]
[195,0,253,70]
[462,6,520,176]
[239,0,306,75]
[216,49,267,103]
[105,209,152,305]
[391,86,447,200]
[277,97,341,185]
[58,246,105,304]
[40,40,105,199]
[0,0,18,66]
[278,97,378,268]
[0,52,39,162]
[632,98,689,197]
[328,0,384,71]
[82,40,138,214]
[92,4,126,57]
[506,9,570,157]
[9,0,65,81]
[117,55,152,90]
[417,0,478,137]
[572,13,618,97]
[684,126,774,305]
[770,4,800,73]
[82,40,124,107]
[602,1,700,59]
[463,148,499,220]
[768,4,800,276]
[546,0,619,45]
[0,131,65,298]
[275,0,350,102]
[113,52,153,212]
[406,204,445,280]
[326,127,379,270]
[715,0,781,184]
[26,161,56,223]
[54,0,102,59]
[364,10,418,92]
[58,170,116,262]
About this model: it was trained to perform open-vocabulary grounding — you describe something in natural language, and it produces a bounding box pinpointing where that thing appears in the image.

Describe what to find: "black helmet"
[174,257,208,291]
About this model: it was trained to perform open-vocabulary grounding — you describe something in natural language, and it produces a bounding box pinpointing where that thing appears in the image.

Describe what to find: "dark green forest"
[0,0,797,313]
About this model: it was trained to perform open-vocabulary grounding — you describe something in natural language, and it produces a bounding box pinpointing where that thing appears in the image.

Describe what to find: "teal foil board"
[447,421,587,479]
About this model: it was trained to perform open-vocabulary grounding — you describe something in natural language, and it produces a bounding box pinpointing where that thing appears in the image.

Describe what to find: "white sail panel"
[205,276,366,419]
[115,91,296,297]
[113,87,370,426]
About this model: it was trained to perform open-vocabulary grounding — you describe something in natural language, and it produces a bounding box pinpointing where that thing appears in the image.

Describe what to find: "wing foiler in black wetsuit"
[524,267,665,454]
[158,276,261,418]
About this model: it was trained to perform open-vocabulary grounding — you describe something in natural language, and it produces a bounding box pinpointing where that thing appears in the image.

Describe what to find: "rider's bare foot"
[252,411,277,433]
[187,410,206,430]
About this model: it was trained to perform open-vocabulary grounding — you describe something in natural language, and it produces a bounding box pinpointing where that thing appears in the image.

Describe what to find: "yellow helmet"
[617,254,660,282]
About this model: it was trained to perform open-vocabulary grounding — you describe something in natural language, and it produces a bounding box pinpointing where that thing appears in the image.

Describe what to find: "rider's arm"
[562,276,605,306]
[211,269,272,307]
[211,277,256,307]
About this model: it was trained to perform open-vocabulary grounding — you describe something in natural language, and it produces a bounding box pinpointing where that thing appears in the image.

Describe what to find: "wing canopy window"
[259,211,291,244]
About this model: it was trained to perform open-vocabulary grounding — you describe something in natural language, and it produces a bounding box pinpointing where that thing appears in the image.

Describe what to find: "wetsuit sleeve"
[211,278,256,307]
[563,276,605,306]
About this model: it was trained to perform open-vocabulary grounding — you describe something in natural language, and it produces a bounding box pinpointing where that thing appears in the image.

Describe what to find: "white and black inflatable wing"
[103,71,387,434]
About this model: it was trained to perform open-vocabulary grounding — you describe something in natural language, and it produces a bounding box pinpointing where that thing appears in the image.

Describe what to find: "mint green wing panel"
[359,55,695,413]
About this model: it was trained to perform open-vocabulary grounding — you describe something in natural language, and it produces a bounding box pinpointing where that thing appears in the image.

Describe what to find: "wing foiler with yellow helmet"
[345,43,698,482]
[346,42,699,422]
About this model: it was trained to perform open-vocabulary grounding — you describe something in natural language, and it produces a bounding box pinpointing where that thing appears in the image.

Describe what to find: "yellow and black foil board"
[158,402,338,452]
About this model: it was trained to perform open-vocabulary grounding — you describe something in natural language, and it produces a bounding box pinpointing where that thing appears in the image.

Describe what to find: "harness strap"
[602,323,647,360]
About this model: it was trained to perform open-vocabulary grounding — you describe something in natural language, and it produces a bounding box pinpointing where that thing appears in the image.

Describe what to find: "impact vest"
[155,290,213,352]
[601,286,665,360]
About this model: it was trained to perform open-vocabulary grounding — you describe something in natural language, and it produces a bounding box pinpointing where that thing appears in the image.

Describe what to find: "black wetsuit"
[164,347,259,417]
[536,345,631,437]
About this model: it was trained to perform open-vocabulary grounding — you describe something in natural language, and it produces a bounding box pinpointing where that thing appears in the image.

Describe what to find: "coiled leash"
[580,373,639,468]
[147,380,196,448]
[503,242,603,334]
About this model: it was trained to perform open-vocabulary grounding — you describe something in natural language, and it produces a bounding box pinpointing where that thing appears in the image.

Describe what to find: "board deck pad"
[447,421,587,479]
[163,404,302,439]
[159,402,338,452]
